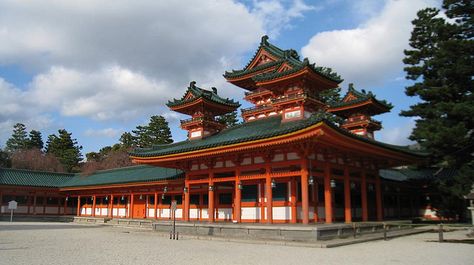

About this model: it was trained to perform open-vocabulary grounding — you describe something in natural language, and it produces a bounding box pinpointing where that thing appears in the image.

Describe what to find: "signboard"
[171,200,177,211]
[8,200,17,210]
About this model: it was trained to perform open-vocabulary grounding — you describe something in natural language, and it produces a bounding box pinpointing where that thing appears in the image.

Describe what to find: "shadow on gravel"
[0,224,103,231]
[427,239,474,244]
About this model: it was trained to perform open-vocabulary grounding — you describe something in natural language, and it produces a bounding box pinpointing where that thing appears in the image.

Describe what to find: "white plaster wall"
[175,209,183,218]
[241,158,252,165]
[254,156,264,164]
[296,206,314,220]
[161,208,170,218]
[16,206,28,213]
[45,207,58,214]
[190,209,199,219]
[117,208,126,217]
[287,152,299,160]
[217,208,232,220]
[241,207,261,220]
[148,209,155,218]
[202,208,209,219]
[273,206,290,220]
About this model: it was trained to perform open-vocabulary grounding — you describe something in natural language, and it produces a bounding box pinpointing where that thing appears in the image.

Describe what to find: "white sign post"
[8,200,18,222]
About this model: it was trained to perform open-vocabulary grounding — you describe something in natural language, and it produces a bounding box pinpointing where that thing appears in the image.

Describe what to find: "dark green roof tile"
[167,81,240,108]
[61,165,183,188]
[131,115,427,158]
[330,83,393,109]
[0,168,74,188]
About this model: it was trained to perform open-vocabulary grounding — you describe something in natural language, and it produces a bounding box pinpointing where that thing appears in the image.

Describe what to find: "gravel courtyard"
[1,222,473,265]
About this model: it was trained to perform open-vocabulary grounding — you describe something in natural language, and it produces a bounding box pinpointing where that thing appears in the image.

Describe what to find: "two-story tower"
[328,83,392,139]
[167,81,240,140]
[224,35,343,122]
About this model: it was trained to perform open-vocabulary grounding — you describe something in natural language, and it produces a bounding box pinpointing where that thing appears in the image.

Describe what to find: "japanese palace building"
[0,36,431,223]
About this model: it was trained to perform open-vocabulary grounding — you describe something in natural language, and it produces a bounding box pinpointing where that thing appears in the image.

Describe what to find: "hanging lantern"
[308,176,315,186]
[350,182,356,189]
[183,187,189,193]
[238,181,243,190]
[105,196,108,201]
[65,196,69,201]
[161,194,165,200]
[209,185,215,191]
[271,179,277,189]
[163,186,168,193]
[121,195,125,201]
[330,179,336,188]
[139,194,143,200]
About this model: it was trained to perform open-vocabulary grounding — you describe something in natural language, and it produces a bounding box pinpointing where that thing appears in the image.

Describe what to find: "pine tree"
[131,125,150,148]
[45,129,83,172]
[0,149,11,168]
[146,115,173,146]
[5,123,28,152]
[27,130,44,150]
[319,87,341,104]
[402,0,473,218]
[119,132,135,148]
[216,111,239,128]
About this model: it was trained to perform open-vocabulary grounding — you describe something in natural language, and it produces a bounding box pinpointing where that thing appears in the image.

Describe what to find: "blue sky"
[0,0,440,157]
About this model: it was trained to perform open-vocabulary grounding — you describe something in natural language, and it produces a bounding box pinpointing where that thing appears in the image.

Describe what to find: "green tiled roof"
[131,114,427,158]
[0,168,74,188]
[380,168,435,182]
[223,35,343,83]
[330,83,393,110]
[61,165,183,188]
[167,81,240,108]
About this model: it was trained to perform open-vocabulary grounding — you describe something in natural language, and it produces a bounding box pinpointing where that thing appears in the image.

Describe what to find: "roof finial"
[261,35,269,45]
[348,83,354,90]
[190,81,196,88]
[211,87,217,94]
[303,57,310,65]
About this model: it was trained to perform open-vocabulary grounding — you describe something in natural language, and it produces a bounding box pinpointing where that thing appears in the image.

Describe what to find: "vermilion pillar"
[33,194,37,215]
[361,171,368,221]
[130,193,134,219]
[265,164,273,224]
[301,159,310,224]
[324,162,333,223]
[154,192,158,219]
[92,195,96,217]
[234,169,241,223]
[108,195,114,218]
[76,196,81,216]
[290,178,297,224]
[63,196,68,215]
[208,172,215,222]
[184,181,190,221]
[344,166,352,223]
[375,174,383,221]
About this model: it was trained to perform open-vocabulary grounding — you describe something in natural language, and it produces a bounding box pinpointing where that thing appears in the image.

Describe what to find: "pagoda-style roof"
[329,84,393,117]
[224,36,343,90]
[130,114,426,161]
[167,81,240,115]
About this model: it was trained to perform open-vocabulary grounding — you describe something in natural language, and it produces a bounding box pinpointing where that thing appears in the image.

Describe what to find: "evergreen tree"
[402,0,473,218]
[45,129,83,172]
[0,149,11,168]
[147,115,173,146]
[131,115,173,148]
[5,123,28,152]
[27,130,44,150]
[216,111,239,128]
[119,132,135,148]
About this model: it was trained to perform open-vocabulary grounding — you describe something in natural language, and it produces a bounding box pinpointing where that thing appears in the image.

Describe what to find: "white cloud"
[84,128,122,138]
[250,0,317,37]
[378,120,415,145]
[301,0,437,87]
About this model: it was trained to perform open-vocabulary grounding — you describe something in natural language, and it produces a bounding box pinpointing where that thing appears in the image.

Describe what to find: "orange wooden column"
[361,170,368,221]
[76,196,81,216]
[63,196,68,215]
[375,174,383,221]
[344,166,352,223]
[234,168,241,223]
[301,159,310,224]
[92,195,96,217]
[130,193,134,219]
[108,195,114,218]
[184,181,190,221]
[290,178,297,223]
[33,194,37,215]
[208,171,215,222]
[154,192,158,219]
[265,164,273,224]
[324,162,333,223]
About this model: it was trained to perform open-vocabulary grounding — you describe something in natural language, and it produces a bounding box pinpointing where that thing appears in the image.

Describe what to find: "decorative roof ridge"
[167,81,240,108]
[0,167,75,176]
[75,165,159,176]
[252,61,343,83]
[330,83,392,109]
